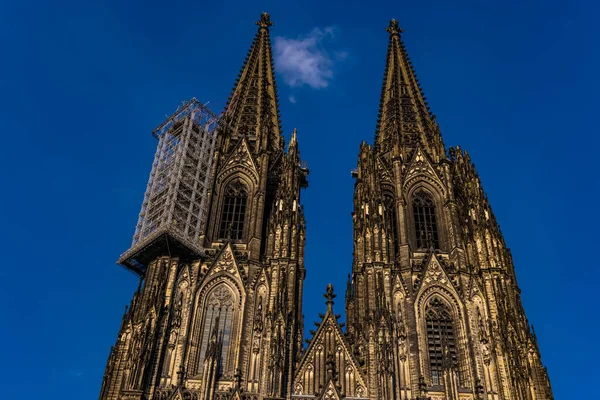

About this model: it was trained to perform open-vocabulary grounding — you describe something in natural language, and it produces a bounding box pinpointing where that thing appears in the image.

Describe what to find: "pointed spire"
[223,12,283,152]
[375,19,443,159]
[345,273,353,302]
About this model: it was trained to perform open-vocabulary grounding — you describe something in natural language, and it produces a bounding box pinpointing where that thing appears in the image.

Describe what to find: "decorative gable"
[221,138,259,177]
[205,243,246,286]
[376,155,393,185]
[392,272,408,295]
[467,276,484,301]
[403,146,444,194]
[176,264,191,286]
[415,253,458,297]
[293,299,368,399]
[320,379,342,400]
[168,389,183,400]
[250,265,270,290]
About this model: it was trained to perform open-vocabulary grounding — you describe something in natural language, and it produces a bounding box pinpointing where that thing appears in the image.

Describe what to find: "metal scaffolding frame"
[118,98,224,274]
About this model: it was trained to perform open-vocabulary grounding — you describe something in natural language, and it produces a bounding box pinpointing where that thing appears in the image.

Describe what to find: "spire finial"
[386,19,403,35]
[256,12,274,29]
[324,284,336,309]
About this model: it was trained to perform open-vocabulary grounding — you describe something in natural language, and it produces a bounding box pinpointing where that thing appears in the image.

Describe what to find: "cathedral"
[99,13,553,400]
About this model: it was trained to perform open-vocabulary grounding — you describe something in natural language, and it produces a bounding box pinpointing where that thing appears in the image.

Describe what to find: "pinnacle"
[290,128,297,145]
[324,284,337,311]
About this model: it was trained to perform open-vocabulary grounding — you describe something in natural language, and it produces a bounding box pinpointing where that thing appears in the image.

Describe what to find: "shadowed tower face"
[99,12,309,400]
[99,15,553,400]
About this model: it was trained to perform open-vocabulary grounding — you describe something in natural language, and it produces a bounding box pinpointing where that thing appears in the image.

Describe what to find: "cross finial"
[256,12,274,29]
[386,19,403,35]
[324,284,336,308]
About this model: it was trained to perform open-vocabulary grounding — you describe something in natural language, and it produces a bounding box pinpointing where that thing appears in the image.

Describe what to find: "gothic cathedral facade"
[99,13,553,400]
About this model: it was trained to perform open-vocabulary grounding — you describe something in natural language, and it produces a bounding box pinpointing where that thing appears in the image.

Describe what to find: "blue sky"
[0,0,598,398]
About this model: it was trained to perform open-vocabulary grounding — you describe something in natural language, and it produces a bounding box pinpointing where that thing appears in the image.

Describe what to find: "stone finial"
[256,12,274,29]
[386,19,403,35]
[324,284,336,308]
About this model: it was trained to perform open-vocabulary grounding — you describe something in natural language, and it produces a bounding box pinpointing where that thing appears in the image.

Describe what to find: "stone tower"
[338,19,552,400]
[100,13,309,400]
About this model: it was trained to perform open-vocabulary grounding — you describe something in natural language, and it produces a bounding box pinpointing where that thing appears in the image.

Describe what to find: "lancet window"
[384,193,399,255]
[413,191,439,249]
[218,180,248,240]
[198,285,237,375]
[425,298,458,386]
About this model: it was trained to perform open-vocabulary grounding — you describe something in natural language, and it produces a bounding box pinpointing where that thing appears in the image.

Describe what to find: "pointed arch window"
[426,298,458,386]
[219,181,248,240]
[384,193,399,256]
[413,191,439,249]
[198,285,237,375]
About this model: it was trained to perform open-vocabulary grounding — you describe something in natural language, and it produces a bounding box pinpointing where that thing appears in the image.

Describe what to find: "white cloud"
[274,27,344,89]
[289,95,297,104]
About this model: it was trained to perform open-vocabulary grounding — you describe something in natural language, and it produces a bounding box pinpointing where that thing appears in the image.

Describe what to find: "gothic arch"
[393,289,405,321]
[382,189,399,258]
[415,286,471,388]
[195,273,245,312]
[403,174,445,200]
[216,166,258,188]
[216,138,259,186]
[253,284,268,319]
[402,148,445,197]
[247,283,268,387]
[416,286,463,329]
[212,174,254,242]
[468,295,497,392]
[163,278,192,382]
[187,276,245,378]
[405,184,448,251]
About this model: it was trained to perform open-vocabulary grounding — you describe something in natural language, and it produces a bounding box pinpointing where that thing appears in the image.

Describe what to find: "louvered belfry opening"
[413,190,439,249]
[218,180,248,240]
[426,298,458,386]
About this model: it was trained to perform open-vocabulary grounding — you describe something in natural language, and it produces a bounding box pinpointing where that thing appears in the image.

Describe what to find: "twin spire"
[375,19,443,158]
[225,14,443,157]
[223,12,283,152]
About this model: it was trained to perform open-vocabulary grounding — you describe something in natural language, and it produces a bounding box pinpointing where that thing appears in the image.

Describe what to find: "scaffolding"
[118,98,224,274]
